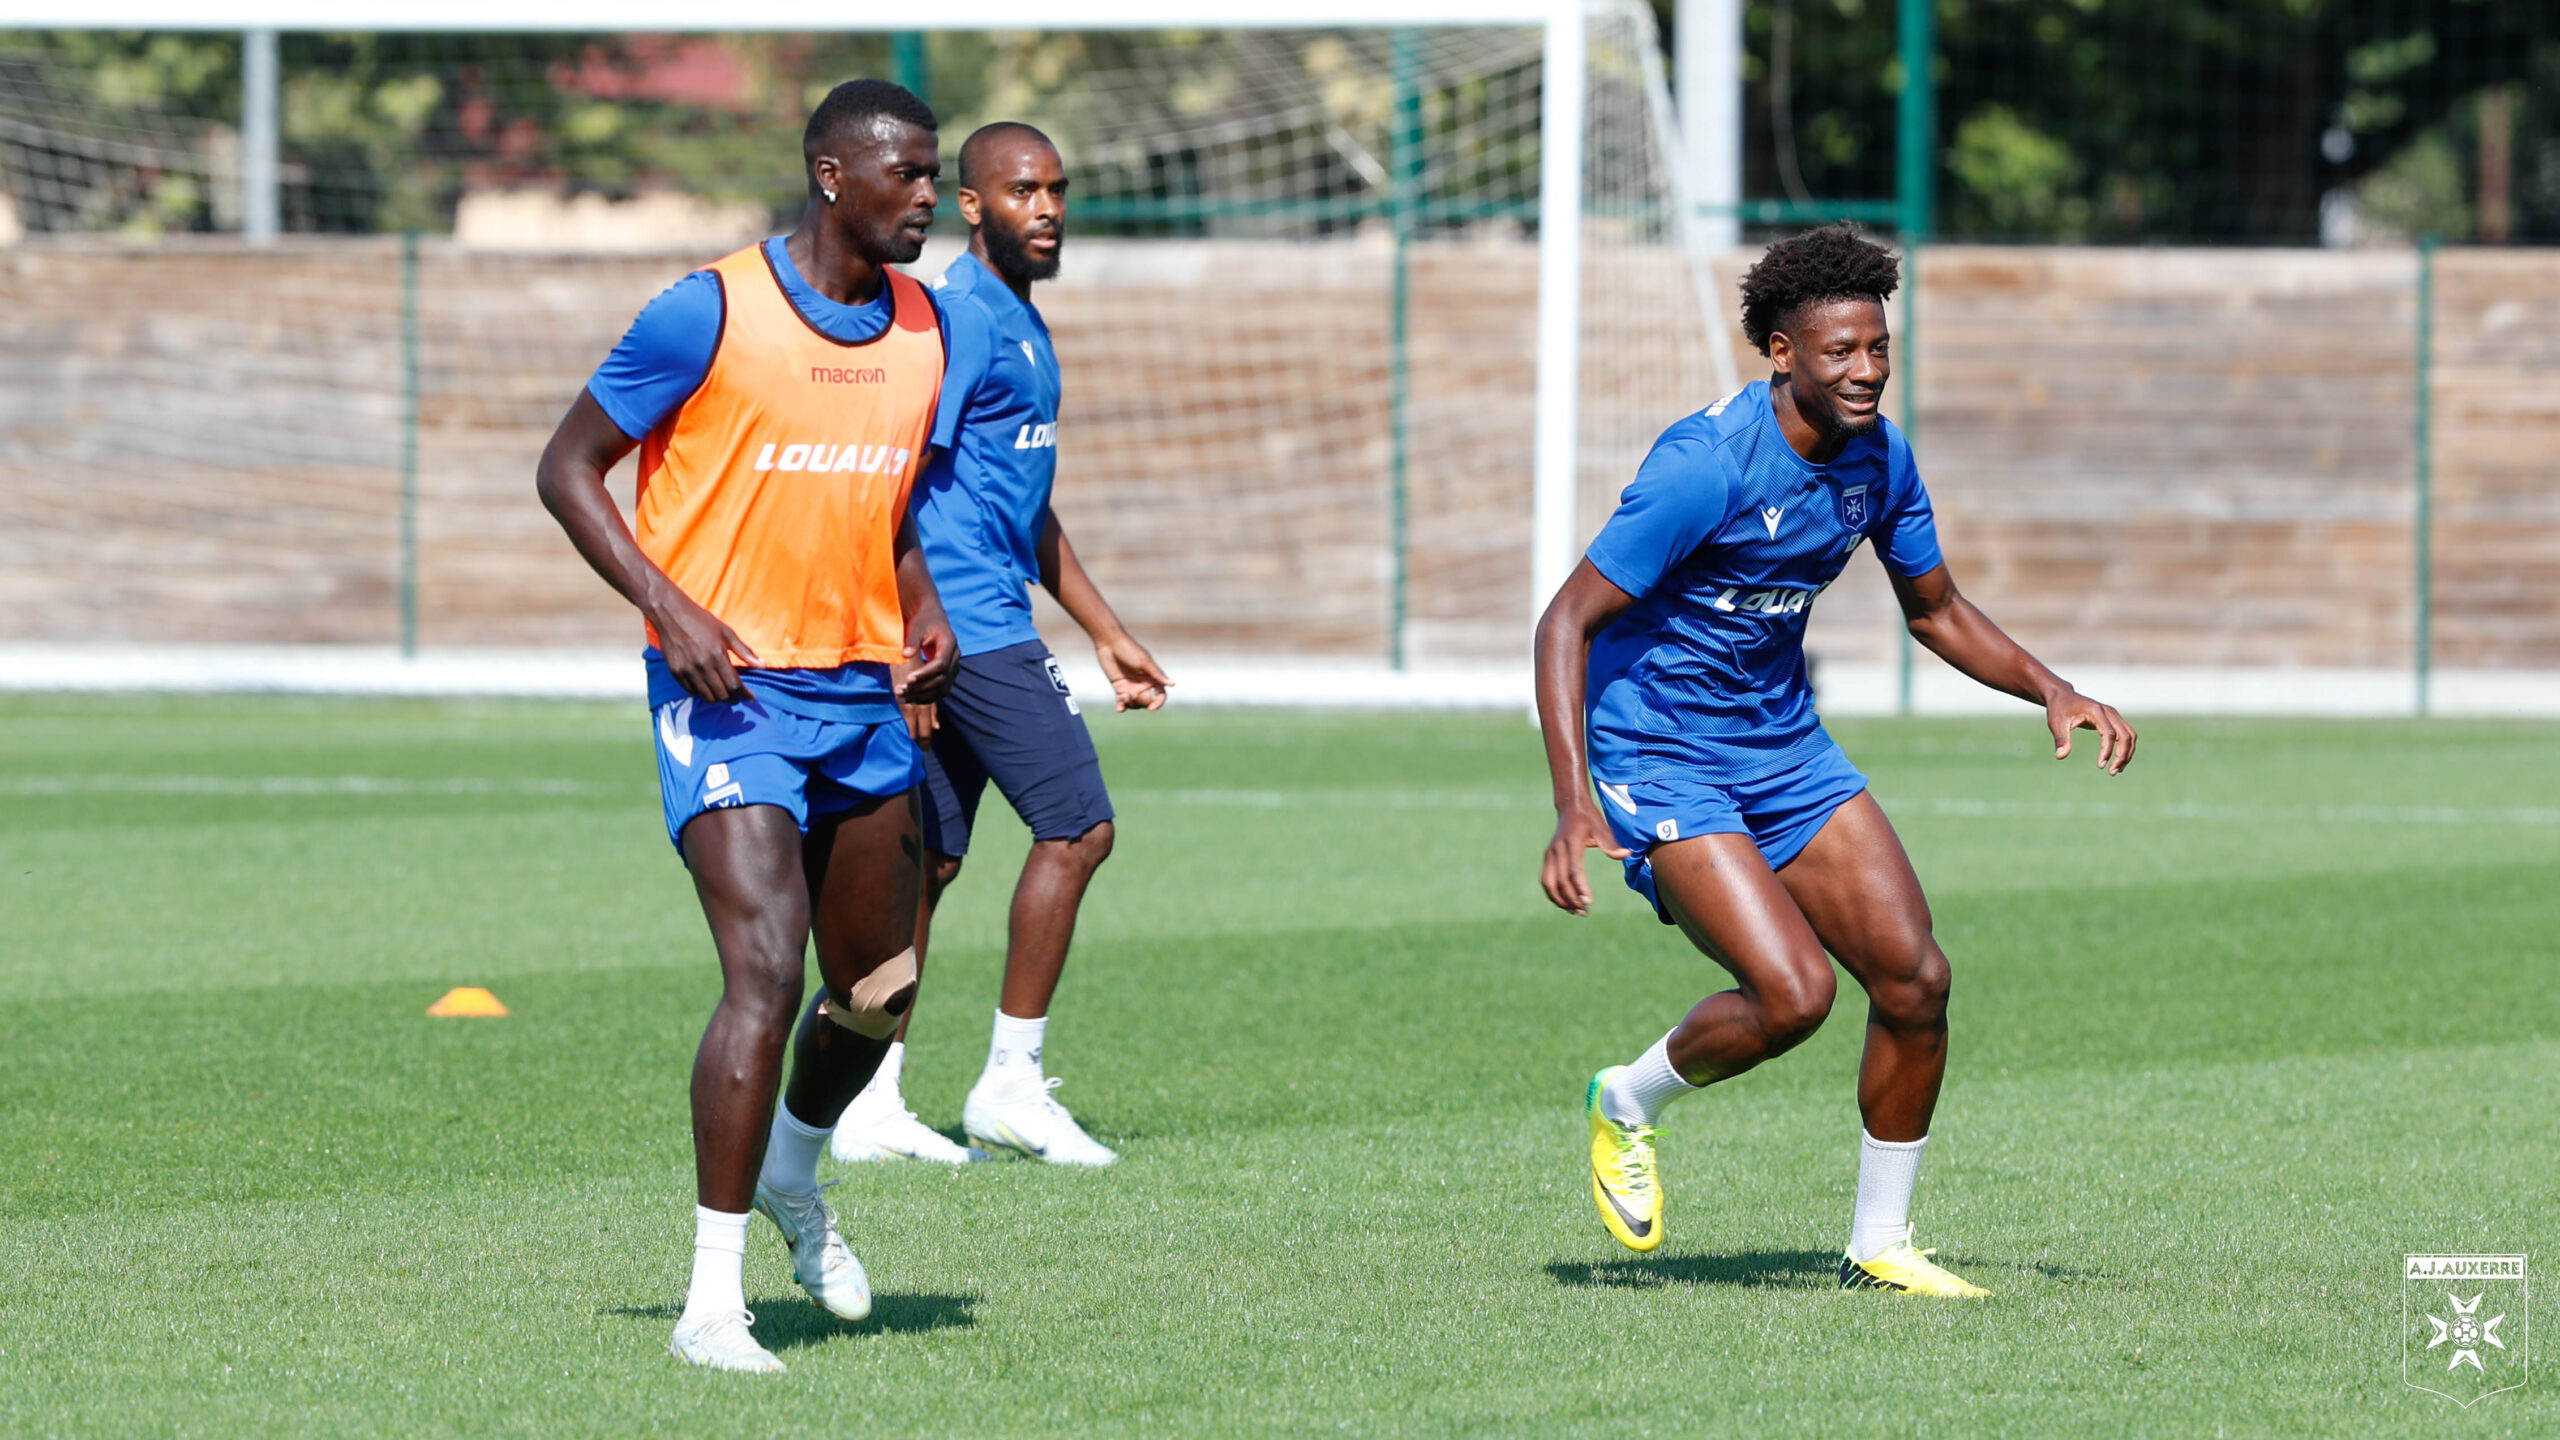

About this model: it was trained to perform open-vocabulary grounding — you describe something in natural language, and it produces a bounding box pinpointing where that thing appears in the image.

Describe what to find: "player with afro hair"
[1535,225,2136,1296]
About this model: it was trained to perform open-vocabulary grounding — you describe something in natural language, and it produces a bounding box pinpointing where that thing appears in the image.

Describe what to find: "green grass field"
[1,694,2553,1437]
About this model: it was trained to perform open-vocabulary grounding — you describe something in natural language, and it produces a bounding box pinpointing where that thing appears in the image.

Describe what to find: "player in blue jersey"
[1537,226,2136,1296]
[828,121,1171,1169]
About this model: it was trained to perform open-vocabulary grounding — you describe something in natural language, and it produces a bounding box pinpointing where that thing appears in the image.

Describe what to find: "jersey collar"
[941,250,1047,332]
[759,235,896,346]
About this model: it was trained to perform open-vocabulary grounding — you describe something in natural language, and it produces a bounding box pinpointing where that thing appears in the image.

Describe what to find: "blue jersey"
[1584,381,1943,784]
[913,252,1062,656]
[586,237,913,723]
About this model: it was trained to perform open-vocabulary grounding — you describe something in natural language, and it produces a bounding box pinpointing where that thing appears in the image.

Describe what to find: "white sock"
[757,1104,830,1197]
[1848,1130,1928,1263]
[853,1041,907,1110]
[1600,1031,1699,1126]
[681,1206,750,1323]
[984,1009,1047,1087]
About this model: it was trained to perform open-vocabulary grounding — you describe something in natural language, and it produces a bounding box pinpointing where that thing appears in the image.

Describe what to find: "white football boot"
[750,1180,872,1321]
[830,1075,989,1165]
[668,1309,786,1374]
[962,1074,1119,1167]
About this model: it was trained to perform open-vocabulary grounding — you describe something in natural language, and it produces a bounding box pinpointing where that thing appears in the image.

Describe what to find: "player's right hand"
[1542,801,1631,917]
[902,702,939,746]
[651,591,758,703]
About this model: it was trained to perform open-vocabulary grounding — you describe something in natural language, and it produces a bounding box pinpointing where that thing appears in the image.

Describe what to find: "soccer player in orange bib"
[536,80,956,1374]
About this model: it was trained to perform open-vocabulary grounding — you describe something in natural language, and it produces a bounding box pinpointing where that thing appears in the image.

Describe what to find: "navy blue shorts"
[1594,741,1870,924]
[919,640,1114,858]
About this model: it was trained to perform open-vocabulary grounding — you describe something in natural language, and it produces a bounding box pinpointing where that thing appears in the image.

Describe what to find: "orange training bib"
[632,244,943,669]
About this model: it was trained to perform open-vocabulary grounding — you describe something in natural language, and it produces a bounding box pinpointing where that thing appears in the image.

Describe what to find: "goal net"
[0,7,1730,681]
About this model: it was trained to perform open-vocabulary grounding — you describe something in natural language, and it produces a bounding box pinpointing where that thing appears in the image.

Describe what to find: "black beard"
[981,217,1061,287]
[1812,391,1882,439]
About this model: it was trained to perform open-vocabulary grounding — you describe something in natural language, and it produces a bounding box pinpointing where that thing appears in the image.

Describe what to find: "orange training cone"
[427,986,509,1018]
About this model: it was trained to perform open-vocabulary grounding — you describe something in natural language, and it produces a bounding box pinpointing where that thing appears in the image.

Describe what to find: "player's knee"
[925,853,963,900]
[1873,944,1951,1029]
[1039,820,1113,874]
[819,947,919,1038]
[1760,959,1836,1047]
[722,960,804,1027]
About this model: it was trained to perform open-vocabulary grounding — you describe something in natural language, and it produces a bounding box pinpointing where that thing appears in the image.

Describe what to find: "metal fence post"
[400,231,420,658]
[1389,28,1423,671]
[2414,236,2435,717]
[1893,0,1934,717]
[892,33,929,108]
[241,29,279,241]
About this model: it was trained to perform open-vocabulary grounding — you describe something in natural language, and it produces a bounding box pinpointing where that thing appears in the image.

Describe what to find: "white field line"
[0,774,616,797]
[5,776,2556,828]
[1114,787,2560,827]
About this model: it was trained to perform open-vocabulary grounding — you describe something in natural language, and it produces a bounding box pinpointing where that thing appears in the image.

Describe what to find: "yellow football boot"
[1584,1067,1663,1252]
[1838,1226,1991,1297]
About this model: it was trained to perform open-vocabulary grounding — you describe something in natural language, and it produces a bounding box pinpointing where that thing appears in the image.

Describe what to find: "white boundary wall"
[5,647,2556,716]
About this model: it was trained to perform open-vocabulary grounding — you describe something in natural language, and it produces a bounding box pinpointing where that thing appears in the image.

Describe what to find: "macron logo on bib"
[752,442,911,476]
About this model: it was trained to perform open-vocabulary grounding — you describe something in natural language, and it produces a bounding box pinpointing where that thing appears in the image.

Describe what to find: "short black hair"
[1738,224,1901,356]
[958,121,1058,192]
[803,79,937,187]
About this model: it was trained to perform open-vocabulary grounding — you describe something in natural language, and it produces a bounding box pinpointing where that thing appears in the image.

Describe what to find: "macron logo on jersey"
[752,442,912,476]
[1013,423,1057,451]
[808,365,887,385]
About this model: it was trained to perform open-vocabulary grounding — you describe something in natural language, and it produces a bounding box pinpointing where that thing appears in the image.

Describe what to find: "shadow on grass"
[1545,1250,1836,1291]
[607,1291,980,1347]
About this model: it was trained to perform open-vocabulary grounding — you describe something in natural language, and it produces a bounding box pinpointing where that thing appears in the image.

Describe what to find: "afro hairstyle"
[1737,224,1901,357]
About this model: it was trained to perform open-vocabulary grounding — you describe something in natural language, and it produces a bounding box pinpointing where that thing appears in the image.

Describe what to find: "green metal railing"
[2414,236,2436,717]
[399,229,421,658]
[1893,0,1932,716]
[1387,28,1425,670]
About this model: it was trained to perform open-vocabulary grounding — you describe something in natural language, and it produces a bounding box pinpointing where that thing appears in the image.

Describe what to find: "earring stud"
[822,188,838,204]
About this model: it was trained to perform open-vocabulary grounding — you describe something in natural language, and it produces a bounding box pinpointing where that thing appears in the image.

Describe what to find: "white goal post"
[0,0,1601,655]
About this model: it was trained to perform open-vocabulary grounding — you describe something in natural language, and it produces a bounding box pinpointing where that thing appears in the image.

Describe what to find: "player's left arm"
[1036,508,1171,712]
[1889,563,2137,774]
[892,507,959,707]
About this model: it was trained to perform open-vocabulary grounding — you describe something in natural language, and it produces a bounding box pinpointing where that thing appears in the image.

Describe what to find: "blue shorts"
[919,640,1114,858]
[1594,741,1870,924]
[650,692,922,851]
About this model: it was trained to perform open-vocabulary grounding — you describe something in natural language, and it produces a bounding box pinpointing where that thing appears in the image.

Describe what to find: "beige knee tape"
[818,947,918,1039]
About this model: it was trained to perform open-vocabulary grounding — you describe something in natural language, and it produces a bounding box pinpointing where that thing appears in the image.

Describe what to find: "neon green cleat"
[1584,1067,1663,1253]
[1838,1227,1992,1297]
